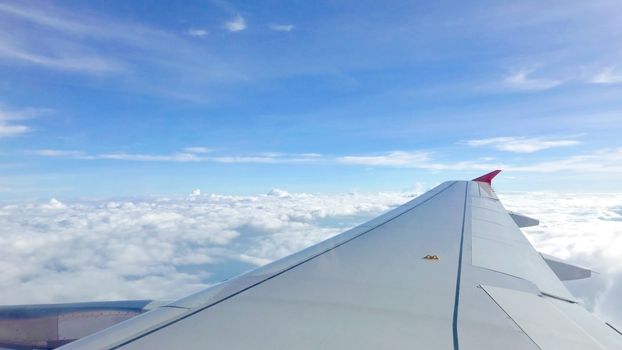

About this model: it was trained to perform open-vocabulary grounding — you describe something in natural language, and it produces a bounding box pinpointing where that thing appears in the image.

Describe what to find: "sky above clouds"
[0,0,621,330]
[0,0,621,197]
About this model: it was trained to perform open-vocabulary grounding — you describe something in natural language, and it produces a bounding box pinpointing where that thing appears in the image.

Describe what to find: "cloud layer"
[1,189,621,326]
[0,190,411,304]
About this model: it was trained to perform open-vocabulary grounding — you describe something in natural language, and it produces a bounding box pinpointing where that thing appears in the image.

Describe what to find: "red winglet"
[472,170,501,185]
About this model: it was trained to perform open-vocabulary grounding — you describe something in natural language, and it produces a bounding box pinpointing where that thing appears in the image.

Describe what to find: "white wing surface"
[58,172,622,349]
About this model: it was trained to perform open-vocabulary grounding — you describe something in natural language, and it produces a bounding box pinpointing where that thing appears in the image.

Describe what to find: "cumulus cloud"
[467,136,580,153]
[41,198,67,210]
[267,188,291,198]
[505,69,562,91]
[269,23,294,32]
[224,14,246,32]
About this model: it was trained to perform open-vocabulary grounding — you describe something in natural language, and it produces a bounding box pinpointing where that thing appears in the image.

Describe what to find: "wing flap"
[540,253,593,281]
[509,211,539,228]
[481,285,621,349]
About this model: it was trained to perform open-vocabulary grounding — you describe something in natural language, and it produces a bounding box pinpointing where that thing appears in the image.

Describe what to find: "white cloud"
[269,23,294,32]
[467,136,581,153]
[267,188,291,198]
[42,198,67,210]
[186,28,208,37]
[0,123,30,137]
[590,66,622,84]
[505,69,562,91]
[224,14,246,32]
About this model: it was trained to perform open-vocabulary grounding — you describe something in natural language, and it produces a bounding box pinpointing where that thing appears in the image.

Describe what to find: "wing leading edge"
[58,173,621,350]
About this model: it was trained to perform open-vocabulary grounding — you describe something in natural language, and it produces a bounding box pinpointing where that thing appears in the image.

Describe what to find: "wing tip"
[472,170,501,185]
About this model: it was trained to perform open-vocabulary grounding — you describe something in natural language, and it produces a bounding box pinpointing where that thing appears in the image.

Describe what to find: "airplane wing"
[20,172,622,349]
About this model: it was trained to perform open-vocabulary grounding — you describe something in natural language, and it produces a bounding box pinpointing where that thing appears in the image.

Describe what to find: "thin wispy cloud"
[30,146,622,175]
[0,2,96,36]
[31,149,324,164]
[186,28,208,37]
[0,105,50,121]
[590,66,622,84]
[0,40,124,73]
[0,1,244,97]
[0,3,126,74]
[100,152,202,162]
[338,151,431,167]
[504,69,562,91]
[269,23,294,32]
[211,154,320,164]
[0,104,50,138]
[224,14,246,32]
[339,151,501,171]
[467,136,581,153]
[29,149,90,158]
[340,149,622,173]
[183,147,212,154]
[509,148,622,173]
[0,123,29,138]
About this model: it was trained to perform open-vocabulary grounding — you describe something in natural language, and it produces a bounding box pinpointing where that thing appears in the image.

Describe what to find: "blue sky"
[2,0,622,199]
